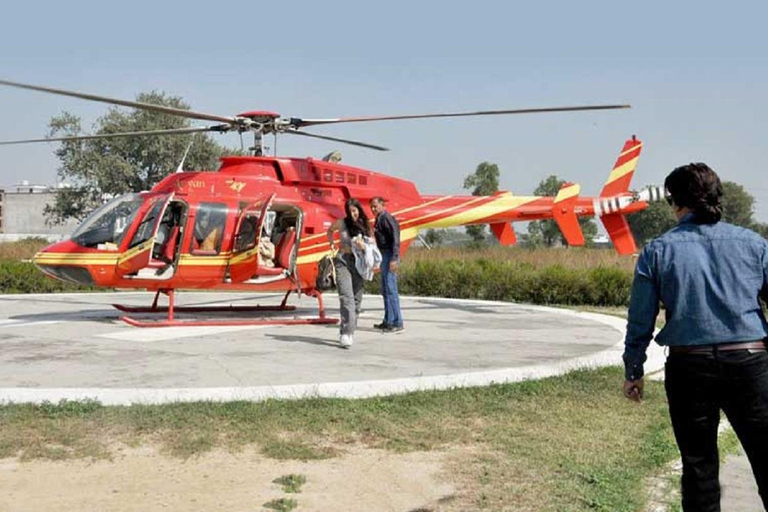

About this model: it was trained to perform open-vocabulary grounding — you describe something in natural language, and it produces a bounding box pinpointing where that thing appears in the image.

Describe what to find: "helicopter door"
[228,193,276,283]
[115,194,173,277]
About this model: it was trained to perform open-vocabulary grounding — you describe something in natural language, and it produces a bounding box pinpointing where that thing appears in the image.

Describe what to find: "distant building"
[0,181,79,242]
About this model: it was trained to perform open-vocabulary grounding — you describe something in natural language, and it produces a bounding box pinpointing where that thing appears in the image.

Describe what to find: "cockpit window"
[127,195,172,249]
[71,194,143,249]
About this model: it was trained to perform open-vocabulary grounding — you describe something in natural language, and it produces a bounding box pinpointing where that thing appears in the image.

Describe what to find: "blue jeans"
[381,251,403,328]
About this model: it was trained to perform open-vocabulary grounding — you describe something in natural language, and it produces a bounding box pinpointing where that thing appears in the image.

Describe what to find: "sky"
[1,0,767,221]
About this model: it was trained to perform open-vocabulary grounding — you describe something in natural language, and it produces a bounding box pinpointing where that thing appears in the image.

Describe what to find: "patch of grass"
[0,238,50,262]
[261,439,337,461]
[263,497,297,511]
[0,367,678,510]
[718,426,741,460]
[273,474,307,493]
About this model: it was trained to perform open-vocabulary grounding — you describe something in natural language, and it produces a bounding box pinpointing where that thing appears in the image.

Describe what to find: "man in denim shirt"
[622,163,768,511]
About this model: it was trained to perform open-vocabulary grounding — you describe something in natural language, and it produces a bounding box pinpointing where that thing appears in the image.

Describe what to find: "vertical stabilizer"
[600,136,642,197]
[599,136,643,254]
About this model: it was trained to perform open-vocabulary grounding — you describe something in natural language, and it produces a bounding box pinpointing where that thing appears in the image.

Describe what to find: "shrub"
[366,249,633,307]
[0,262,94,294]
[0,238,51,262]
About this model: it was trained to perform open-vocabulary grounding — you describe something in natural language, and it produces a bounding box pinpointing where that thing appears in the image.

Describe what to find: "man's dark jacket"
[374,210,400,260]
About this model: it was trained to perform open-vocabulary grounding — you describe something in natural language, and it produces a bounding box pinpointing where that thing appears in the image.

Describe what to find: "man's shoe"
[373,322,389,330]
[382,325,404,334]
[339,334,354,348]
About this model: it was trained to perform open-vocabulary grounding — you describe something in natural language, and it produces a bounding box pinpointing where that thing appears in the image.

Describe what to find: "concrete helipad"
[0,291,658,405]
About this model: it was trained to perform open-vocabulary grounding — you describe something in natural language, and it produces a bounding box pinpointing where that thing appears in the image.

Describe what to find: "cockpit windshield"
[71,194,144,249]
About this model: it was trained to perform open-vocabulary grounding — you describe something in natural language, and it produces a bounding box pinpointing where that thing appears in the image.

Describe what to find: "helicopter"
[0,79,662,327]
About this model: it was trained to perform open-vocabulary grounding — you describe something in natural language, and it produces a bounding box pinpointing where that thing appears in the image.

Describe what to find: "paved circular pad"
[0,292,624,404]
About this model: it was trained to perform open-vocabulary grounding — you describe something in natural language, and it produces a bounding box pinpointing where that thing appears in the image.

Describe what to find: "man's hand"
[389,260,398,273]
[622,379,644,402]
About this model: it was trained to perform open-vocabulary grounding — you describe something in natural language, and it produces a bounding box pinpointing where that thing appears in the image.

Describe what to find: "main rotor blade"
[0,126,228,146]
[284,130,389,151]
[292,104,631,127]
[0,79,238,125]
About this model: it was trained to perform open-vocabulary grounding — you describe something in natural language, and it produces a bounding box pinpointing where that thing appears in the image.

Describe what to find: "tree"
[463,162,500,242]
[752,222,768,239]
[44,92,234,224]
[526,175,598,247]
[423,228,445,247]
[721,181,756,228]
[628,199,677,246]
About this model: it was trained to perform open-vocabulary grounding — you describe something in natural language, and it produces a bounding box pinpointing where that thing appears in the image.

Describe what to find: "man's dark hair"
[370,196,386,205]
[664,163,723,224]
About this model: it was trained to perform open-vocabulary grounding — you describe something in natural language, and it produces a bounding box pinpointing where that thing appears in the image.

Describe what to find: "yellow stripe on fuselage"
[296,253,327,265]
[400,196,489,229]
[391,195,454,218]
[34,254,120,266]
[400,195,539,241]
[178,254,231,266]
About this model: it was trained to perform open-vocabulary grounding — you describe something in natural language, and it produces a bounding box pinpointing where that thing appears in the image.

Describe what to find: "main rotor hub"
[237,111,280,122]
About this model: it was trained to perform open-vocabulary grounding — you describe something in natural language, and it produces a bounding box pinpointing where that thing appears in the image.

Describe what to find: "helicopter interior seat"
[161,226,180,262]
[147,224,175,266]
[256,227,295,276]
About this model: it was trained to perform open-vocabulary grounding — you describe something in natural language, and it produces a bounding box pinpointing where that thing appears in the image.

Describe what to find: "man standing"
[622,163,768,511]
[369,197,404,333]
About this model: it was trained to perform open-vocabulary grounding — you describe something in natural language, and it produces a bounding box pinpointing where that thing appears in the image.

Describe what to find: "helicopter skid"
[114,288,337,327]
[112,303,297,314]
[119,315,338,328]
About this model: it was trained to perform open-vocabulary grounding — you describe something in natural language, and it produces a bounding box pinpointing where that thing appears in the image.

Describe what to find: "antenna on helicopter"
[175,139,194,173]
[322,150,342,163]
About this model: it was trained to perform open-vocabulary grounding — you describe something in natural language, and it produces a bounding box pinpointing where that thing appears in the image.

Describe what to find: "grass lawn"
[0,366,680,511]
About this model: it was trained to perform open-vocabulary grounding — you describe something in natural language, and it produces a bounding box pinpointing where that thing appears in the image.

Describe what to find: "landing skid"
[113,304,297,314]
[114,289,338,328]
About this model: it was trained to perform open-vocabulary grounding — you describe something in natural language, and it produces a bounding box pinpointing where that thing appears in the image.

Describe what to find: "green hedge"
[366,259,633,307]
[0,262,96,294]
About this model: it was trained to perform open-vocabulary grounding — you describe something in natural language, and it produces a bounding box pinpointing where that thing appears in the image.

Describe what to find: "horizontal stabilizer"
[553,182,585,246]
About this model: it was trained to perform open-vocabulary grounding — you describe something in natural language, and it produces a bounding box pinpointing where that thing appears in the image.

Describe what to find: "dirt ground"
[0,446,456,512]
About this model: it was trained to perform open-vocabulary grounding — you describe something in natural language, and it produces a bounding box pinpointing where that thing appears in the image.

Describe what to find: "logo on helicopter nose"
[226,179,247,193]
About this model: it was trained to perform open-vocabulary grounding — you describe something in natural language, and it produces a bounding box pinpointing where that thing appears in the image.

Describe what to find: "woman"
[327,198,372,348]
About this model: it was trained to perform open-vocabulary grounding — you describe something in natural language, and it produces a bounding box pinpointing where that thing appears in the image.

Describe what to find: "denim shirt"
[623,214,768,380]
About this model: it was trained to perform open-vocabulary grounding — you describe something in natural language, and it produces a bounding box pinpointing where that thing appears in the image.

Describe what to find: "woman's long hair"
[344,198,371,237]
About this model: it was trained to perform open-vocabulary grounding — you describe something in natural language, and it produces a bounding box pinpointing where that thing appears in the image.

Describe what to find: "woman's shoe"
[339,334,354,348]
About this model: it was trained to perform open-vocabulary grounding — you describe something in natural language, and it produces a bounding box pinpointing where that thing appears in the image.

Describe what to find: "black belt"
[669,341,767,355]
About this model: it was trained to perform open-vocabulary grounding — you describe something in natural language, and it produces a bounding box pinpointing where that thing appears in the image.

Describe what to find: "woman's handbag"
[315,250,337,291]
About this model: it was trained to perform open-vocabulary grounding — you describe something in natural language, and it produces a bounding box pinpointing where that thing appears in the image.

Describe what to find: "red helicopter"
[0,79,661,327]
